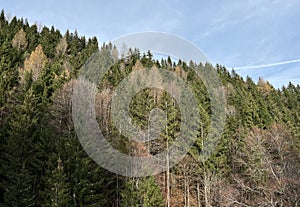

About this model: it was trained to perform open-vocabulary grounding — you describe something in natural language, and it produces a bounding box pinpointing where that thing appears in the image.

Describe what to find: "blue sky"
[2,0,300,88]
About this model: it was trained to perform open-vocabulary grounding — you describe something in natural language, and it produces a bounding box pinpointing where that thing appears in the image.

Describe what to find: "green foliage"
[121,177,164,207]
[0,10,299,207]
[42,158,71,207]
[3,165,35,207]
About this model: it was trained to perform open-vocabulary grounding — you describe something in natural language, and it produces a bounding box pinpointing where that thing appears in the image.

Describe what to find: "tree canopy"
[0,10,299,206]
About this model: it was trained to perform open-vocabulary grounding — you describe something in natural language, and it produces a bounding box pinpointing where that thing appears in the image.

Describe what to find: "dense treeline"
[0,10,299,206]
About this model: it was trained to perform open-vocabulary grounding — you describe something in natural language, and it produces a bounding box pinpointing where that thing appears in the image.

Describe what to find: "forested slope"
[0,11,299,206]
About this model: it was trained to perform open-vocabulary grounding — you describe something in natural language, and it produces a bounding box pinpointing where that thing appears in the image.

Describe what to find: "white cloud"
[234,58,300,70]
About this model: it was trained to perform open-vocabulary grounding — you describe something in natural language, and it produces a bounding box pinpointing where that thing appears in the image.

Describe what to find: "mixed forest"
[0,10,299,206]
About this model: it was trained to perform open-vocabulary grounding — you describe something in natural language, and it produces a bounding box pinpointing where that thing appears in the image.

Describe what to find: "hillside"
[0,11,299,206]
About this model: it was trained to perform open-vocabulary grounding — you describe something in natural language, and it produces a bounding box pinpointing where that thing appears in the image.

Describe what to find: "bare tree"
[56,36,68,56]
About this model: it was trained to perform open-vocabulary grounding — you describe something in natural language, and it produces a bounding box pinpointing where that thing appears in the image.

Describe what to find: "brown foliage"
[228,124,300,206]
[257,77,272,96]
[56,36,68,56]
[132,59,143,71]
[12,28,27,51]
[50,80,75,133]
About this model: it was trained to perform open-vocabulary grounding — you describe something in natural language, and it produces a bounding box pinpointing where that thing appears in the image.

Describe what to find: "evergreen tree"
[0,10,300,206]
[4,165,35,207]
[121,177,164,207]
[43,158,71,207]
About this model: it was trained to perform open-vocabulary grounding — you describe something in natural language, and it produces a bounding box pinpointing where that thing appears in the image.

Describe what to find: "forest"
[0,10,299,206]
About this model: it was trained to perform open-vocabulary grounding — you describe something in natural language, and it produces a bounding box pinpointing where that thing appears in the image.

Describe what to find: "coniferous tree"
[4,165,35,207]
[121,177,164,207]
[24,44,48,81]
[42,158,71,207]
[0,10,300,206]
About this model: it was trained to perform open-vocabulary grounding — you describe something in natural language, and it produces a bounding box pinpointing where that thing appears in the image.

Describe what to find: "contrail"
[234,58,300,70]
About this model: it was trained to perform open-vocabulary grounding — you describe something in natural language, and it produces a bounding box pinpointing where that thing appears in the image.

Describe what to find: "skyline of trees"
[0,10,299,206]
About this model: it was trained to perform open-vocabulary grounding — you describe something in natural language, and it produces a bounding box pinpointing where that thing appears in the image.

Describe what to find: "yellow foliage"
[174,65,186,79]
[257,77,271,96]
[132,59,143,71]
[24,44,47,81]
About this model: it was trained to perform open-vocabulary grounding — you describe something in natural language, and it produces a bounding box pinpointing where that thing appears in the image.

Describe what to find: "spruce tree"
[42,158,71,207]
[121,177,164,207]
[4,165,35,207]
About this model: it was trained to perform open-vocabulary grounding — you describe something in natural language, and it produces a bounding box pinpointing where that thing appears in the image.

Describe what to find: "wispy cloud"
[2,0,300,87]
[234,58,300,70]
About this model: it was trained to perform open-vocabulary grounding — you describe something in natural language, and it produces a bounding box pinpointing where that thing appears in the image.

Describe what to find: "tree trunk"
[187,182,190,207]
[204,171,211,207]
[166,139,170,207]
[184,166,187,207]
[197,182,201,207]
